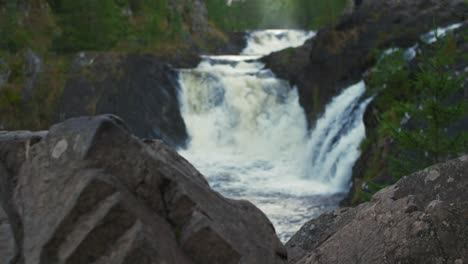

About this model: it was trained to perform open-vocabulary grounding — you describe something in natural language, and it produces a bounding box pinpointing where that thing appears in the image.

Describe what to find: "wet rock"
[0,115,286,264]
[287,156,468,264]
[264,0,467,122]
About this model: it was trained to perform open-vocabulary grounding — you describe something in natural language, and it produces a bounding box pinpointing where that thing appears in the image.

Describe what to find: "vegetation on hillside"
[205,0,349,30]
[0,0,349,130]
[354,33,468,203]
[0,0,195,130]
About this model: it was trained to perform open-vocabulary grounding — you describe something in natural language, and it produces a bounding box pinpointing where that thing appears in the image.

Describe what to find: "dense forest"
[0,0,348,54]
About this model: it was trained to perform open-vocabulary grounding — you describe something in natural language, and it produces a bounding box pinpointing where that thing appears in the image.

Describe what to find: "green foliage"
[354,34,467,204]
[49,0,188,52]
[205,0,262,31]
[0,54,71,130]
[0,56,24,126]
[303,0,349,29]
[131,0,184,46]
[0,87,21,107]
[0,1,29,52]
[386,37,467,178]
[205,0,349,31]
[367,49,415,110]
[52,0,127,51]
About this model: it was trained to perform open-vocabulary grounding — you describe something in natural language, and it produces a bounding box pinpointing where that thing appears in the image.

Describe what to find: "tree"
[53,0,126,51]
[386,36,467,178]
[0,0,28,52]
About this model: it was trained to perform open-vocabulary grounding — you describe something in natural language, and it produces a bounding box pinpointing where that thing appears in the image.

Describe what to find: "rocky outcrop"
[287,156,468,264]
[0,204,15,263]
[263,0,467,121]
[0,58,10,87]
[23,49,43,99]
[0,115,286,264]
[57,54,191,148]
[54,37,246,149]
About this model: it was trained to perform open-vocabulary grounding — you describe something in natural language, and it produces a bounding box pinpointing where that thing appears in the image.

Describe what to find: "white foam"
[421,23,463,44]
[177,30,370,241]
[242,29,316,56]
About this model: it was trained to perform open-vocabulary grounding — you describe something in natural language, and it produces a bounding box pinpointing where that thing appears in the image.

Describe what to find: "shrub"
[52,0,127,51]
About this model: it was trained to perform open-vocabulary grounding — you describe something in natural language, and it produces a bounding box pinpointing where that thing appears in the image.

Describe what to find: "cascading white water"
[177,30,371,241]
[242,30,316,56]
[303,82,373,191]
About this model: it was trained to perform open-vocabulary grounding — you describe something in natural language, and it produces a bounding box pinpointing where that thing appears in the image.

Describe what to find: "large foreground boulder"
[287,156,468,264]
[0,115,286,264]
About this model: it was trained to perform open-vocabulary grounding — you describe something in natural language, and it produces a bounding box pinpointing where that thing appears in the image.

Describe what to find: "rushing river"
[177,30,371,241]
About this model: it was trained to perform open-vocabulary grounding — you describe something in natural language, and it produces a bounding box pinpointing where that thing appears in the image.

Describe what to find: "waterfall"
[177,30,371,241]
[241,30,316,56]
[303,81,373,190]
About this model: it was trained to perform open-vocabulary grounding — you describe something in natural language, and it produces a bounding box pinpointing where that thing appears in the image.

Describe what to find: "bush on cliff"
[52,0,126,52]
[356,34,468,202]
[386,37,467,178]
[0,1,28,53]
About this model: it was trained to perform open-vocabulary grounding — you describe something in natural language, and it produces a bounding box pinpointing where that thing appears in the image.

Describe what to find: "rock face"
[0,58,10,87]
[263,0,467,121]
[23,49,43,99]
[0,115,286,264]
[287,156,468,264]
[57,54,191,148]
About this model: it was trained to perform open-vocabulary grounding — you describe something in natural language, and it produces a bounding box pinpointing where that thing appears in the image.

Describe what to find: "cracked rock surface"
[287,155,468,264]
[0,115,286,264]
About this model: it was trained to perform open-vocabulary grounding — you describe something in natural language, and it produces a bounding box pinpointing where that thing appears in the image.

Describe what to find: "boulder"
[0,130,48,264]
[0,115,286,264]
[57,54,190,147]
[0,204,16,264]
[287,155,468,264]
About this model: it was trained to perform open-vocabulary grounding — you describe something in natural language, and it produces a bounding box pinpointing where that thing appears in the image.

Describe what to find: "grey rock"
[0,130,48,264]
[23,49,43,99]
[0,58,10,87]
[0,184,16,264]
[287,156,468,264]
[70,52,95,70]
[57,54,189,147]
[1,115,286,264]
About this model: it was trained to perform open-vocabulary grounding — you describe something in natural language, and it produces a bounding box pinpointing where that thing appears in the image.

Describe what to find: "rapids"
[177,30,371,241]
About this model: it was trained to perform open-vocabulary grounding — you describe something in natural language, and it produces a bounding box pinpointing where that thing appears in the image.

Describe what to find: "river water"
[177,30,371,241]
